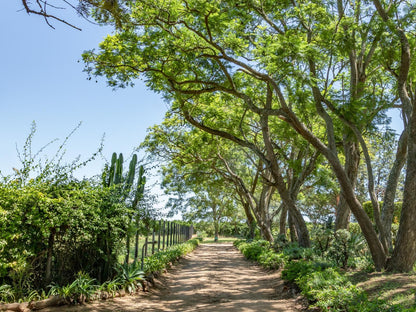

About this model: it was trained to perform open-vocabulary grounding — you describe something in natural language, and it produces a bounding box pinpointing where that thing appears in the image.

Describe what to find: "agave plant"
[98,279,122,298]
[115,262,145,294]
[48,271,98,304]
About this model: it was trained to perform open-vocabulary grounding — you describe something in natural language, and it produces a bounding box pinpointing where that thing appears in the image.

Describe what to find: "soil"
[41,243,304,312]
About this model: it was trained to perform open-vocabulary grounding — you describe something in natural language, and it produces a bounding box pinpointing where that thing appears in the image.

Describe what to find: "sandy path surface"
[43,243,302,312]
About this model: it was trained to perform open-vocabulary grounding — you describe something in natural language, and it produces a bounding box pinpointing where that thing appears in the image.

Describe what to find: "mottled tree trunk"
[335,137,360,230]
[288,211,298,243]
[381,130,407,250]
[242,202,256,239]
[387,112,416,272]
[279,203,288,236]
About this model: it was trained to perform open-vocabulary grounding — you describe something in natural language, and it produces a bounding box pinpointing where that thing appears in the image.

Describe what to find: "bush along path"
[34,242,302,312]
[234,239,416,312]
[0,239,199,312]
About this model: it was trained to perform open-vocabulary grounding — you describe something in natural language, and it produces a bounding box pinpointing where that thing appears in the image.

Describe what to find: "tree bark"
[381,129,407,250]
[125,232,131,264]
[288,210,298,243]
[386,111,416,272]
[279,203,288,236]
[212,203,219,242]
[335,137,360,230]
[259,93,310,247]
[45,228,56,284]
[134,229,140,262]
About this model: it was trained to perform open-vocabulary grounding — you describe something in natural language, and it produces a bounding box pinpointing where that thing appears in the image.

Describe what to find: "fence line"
[127,221,194,266]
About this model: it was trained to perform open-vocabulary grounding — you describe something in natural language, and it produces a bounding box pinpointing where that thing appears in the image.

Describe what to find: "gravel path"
[43,243,302,312]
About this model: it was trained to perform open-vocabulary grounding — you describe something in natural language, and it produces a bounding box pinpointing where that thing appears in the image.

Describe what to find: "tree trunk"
[242,201,256,239]
[134,230,139,263]
[279,203,288,236]
[288,210,298,243]
[387,112,416,272]
[335,138,360,230]
[259,220,274,242]
[212,204,219,242]
[259,105,310,247]
[125,233,131,264]
[45,228,56,284]
[382,130,407,250]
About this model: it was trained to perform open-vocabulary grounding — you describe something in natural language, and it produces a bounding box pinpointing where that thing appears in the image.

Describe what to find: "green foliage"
[296,267,351,300]
[281,260,332,283]
[310,226,367,269]
[0,129,131,300]
[142,239,199,275]
[257,251,286,270]
[0,284,14,303]
[283,260,404,311]
[363,201,402,224]
[238,240,270,261]
[114,262,144,294]
[235,239,287,270]
[98,279,122,297]
[196,231,207,241]
[49,272,98,304]
[233,239,246,248]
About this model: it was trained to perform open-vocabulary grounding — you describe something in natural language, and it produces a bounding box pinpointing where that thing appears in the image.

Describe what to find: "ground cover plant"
[234,233,416,311]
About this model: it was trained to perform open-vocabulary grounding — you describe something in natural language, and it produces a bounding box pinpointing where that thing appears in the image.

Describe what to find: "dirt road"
[43,243,303,312]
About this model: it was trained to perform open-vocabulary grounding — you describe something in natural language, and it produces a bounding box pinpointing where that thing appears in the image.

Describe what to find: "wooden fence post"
[163,221,166,249]
[158,220,161,252]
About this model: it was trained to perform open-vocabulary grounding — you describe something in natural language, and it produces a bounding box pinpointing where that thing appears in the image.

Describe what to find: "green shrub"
[238,240,269,261]
[143,239,199,275]
[233,239,246,248]
[282,243,314,260]
[98,279,122,297]
[286,262,402,312]
[281,260,332,283]
[257,251,286,270]
[296,267,350,300]
[312,284,364,311]
[196,231,207,241]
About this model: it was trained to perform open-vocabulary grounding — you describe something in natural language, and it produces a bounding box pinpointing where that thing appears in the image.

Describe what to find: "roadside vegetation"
[234,229,416,311]
[0,125,195,308]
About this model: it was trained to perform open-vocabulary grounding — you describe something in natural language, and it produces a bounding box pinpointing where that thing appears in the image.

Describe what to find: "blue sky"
[1,2,168,181]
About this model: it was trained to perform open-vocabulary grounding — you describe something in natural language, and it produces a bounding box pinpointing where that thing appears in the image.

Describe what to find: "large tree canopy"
[80,0,416,271]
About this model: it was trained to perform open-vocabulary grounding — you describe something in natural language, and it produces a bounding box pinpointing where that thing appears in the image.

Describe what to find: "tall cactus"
[132,165,146,209]
[102,152,118,187]
[103,153,138,198]
[125,154,138,192]
[102,153,146,265]
[114,153,123,185]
